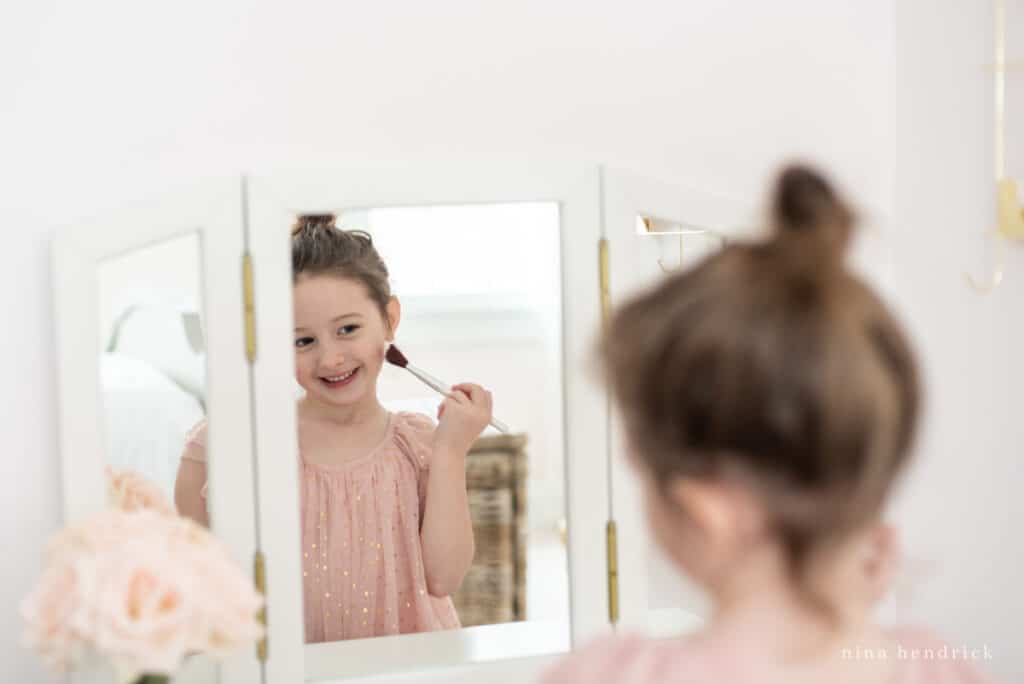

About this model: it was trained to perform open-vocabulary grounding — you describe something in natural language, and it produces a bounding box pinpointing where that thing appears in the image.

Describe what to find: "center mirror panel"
[288,203,570,650]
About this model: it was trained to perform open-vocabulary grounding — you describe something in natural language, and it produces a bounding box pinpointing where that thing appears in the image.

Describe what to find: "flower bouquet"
[21,467,264,684]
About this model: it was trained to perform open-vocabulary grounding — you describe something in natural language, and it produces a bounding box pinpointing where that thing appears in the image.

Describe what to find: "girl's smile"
[319,366,361,389]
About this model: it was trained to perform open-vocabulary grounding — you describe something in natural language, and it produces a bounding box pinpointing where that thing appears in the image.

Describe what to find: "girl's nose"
[323,341,346,367]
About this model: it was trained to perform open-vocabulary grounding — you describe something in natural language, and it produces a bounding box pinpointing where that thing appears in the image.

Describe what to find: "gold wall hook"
[966,180,1023,293]
[996,178,1024,240]
[637,214,719,273]
[657,231,685,274]
[965,0,1021,294]
[965,231,1007,293]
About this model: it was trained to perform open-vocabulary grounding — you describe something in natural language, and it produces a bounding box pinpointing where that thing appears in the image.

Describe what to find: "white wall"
[880,2,1023,683]
[1,1,1018,682]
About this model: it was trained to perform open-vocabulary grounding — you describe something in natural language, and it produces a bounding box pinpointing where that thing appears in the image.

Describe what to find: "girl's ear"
[861,523,899,602]
[385,297,402,341]
[667,478,739,548]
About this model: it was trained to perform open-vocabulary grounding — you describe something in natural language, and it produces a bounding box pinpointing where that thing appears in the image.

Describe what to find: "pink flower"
[22,507,263,681]
[188,555,265,655]
[47,509,161,563]
[105,467,176,515]
[90,540,193,678]
[20,559,88,671]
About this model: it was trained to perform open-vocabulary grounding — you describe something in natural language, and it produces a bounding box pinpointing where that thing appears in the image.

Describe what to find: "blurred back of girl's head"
[600,165,920,593]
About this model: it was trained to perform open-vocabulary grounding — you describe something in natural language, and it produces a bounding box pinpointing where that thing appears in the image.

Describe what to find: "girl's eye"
[337,325,360,336]
[295,337,315,349]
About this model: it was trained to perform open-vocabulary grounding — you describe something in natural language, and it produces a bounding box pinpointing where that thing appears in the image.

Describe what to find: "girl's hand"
[434,382,493,455]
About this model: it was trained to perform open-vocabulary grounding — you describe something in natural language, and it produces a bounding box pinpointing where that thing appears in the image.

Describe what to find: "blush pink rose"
[90,540,193,678]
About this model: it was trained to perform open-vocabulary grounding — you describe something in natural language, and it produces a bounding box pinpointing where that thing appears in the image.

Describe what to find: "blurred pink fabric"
[183,411,460,643]
[542,625,997,684]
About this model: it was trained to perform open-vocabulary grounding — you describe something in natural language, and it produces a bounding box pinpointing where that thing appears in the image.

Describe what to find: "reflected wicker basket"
[451,432,528,626]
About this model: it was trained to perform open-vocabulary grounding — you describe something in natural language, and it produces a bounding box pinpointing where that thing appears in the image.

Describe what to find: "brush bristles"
[385,344,409,368]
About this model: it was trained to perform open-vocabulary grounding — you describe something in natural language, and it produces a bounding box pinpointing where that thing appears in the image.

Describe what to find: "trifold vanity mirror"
[52,164,740,684]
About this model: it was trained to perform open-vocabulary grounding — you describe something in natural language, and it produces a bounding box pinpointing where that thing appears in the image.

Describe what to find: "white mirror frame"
[52,181,262,684]
[246,163,612,682]
[601,167,747,638]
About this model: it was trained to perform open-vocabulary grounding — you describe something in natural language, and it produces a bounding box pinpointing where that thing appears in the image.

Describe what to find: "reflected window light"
[343,203,560,307]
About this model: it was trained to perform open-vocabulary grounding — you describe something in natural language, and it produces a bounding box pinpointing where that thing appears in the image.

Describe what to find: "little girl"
[544,167,995,683]
[175,215,490,643]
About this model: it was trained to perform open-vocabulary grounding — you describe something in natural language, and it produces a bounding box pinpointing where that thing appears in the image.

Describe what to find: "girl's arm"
[419,442,475,597]
[419,383,492,597]
[174,442,210,528]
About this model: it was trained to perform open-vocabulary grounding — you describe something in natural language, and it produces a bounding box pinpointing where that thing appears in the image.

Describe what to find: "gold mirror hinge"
[606,520,619,624]
[254,550,268,662]
[599,239,611,327]
[242,254,256,362]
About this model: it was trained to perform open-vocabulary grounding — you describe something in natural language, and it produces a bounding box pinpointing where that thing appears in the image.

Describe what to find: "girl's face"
[292,275,399,411]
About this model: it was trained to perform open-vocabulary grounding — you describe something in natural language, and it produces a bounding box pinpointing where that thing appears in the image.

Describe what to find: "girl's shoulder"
[390,411,437,469]
[539,632,727,684]
[539,633,638,684]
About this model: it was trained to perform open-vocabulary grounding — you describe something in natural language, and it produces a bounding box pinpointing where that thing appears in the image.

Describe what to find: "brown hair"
[291,214,392,324]
[599,165,920,609]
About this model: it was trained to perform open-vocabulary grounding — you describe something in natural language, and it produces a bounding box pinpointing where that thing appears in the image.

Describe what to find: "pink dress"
[542,626,998,683]
[182,411,461,644]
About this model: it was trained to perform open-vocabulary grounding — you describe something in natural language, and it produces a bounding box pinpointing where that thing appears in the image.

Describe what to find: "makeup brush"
[385,344,509,433]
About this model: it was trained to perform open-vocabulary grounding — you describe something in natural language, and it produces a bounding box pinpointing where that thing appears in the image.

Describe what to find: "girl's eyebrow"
[294,313,363,333]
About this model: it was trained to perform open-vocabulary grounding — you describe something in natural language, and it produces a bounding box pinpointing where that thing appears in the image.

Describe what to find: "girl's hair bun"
[771,165,855,265]
[291,213,337,237]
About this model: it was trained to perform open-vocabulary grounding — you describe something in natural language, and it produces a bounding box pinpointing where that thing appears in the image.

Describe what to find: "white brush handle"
[405,364,510,434]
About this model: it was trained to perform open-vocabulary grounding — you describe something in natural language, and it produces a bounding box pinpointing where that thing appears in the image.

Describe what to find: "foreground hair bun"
[771,165,855,266]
